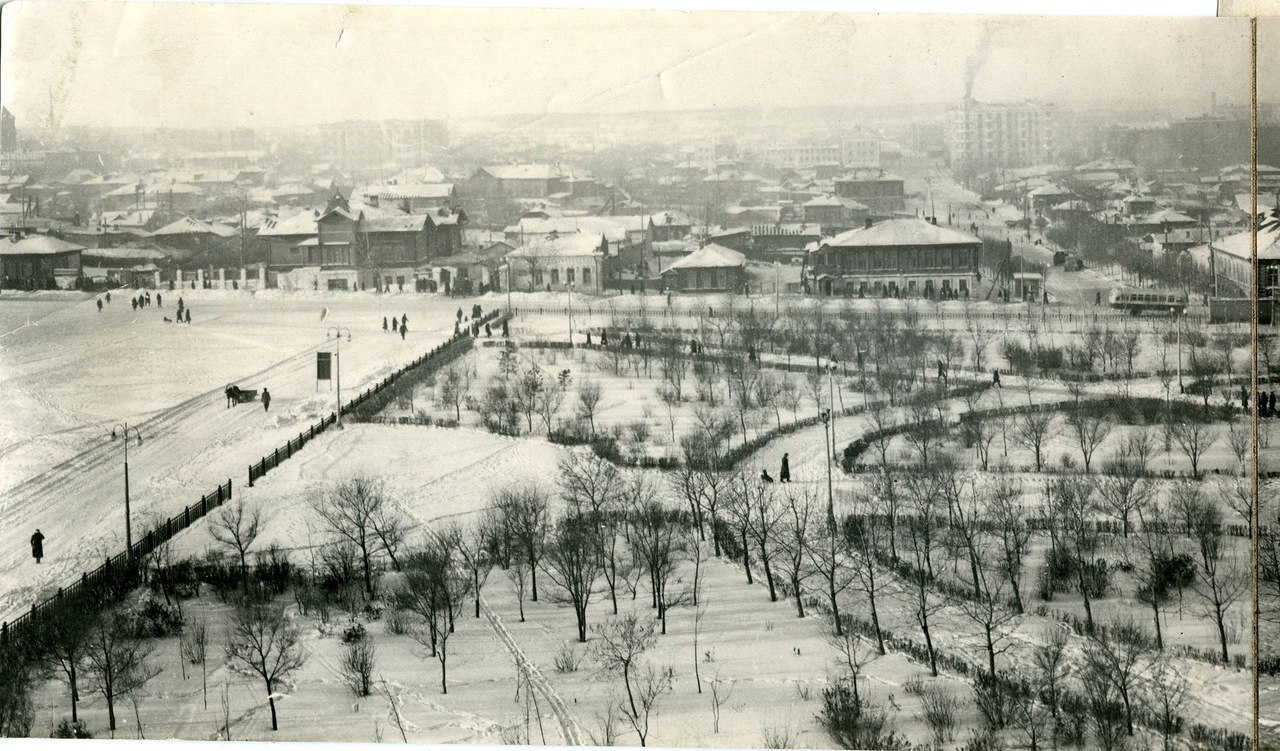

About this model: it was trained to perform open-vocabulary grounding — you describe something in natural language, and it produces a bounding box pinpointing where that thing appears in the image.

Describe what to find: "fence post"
[248,465,254,487]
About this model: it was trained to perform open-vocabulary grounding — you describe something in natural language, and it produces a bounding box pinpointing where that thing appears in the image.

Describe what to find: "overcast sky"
[0,2,1254,130]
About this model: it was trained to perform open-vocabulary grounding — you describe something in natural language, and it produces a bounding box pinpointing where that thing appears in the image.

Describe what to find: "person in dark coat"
[262,388,271,412]
[383,316,388,331]
[401,313,407,330]
[145,292,151,305]
[502,319,509,338]
[106,292,112,303]
[156,293,162,307]
[31,529,44,563]
[96,299,103,313]
[601,329,609,346]
[456,307,463,321]
[993,369,1001,388]
[400,320,408,340]
[177,296,184,313]
[392,318,398,332]
[185,308,192,324]
[485,322,492,338]
[131,297,138,311]
[780,453,791,483]
[760,468,774,484]
[634,333,642,349]
[454,320,460,335]
[586,331,593,346]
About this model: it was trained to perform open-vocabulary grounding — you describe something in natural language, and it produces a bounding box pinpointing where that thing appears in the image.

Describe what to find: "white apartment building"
[754,137,881,169]
[946,100,1056,174]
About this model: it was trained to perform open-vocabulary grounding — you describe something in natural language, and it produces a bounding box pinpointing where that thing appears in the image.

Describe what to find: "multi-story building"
[319,119,450,171]
[806,217,982,298]
[752,137,881,170]
[946,100,1056,176]
[834,171,905,216]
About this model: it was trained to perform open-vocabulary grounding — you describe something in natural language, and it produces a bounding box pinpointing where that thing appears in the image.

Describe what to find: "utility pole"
[110,423,144,558]
[328,327,352,427]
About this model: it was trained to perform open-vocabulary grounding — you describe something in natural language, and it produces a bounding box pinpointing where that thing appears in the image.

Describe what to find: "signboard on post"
[316,352,332,382]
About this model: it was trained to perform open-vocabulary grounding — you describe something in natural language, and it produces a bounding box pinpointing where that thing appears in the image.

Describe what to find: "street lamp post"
[110,423,143,558]
[820,409,835,532]
[328,327,352,427]
[568,282,576,348]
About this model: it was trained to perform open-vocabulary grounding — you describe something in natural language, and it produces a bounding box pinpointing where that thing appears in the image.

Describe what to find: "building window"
[582,268,591,285]
[551,269,560,285]
[534,271,543,286]
[567,268,575,285]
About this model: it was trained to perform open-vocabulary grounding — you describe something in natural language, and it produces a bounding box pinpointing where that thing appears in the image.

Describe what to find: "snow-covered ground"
[0,289,503,625]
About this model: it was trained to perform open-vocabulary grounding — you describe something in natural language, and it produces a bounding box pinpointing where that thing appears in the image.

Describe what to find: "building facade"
[946,100,1056,176]
[807,218,982,298]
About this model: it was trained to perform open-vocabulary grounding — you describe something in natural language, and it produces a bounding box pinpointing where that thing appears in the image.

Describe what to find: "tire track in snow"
[479,595,584,746]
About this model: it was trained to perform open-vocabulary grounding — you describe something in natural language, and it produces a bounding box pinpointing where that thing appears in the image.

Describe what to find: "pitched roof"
[364,215,428,233]
[150,216,238,238]
[508,233,606,259]
[257,210,320,237]
[506,216,635,242]
[662,244,746,274]
[821,218,980,249]
[0,234,85,256]
[480,164,560,181]
[360,182,454,200]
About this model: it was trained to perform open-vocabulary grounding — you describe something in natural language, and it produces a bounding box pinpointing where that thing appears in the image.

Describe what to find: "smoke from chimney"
[963,24,995,102]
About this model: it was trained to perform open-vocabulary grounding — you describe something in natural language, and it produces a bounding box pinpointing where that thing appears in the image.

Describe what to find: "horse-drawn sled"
[225,384,259,407]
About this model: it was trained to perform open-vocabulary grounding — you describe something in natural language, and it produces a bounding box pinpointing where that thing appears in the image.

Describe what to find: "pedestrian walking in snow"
[96,299,103,313]
[383,316,388,331]
[262,388,271,412]
[185,308,192,324]
[30,529,44,564]
[454,321,460,334]
[400,313,407,330]
[601,329,609,346]
[400,320,408,340]
[993,369,1001,388]
[392,318,399,333]
[145,292,151,305]
[485,323,492,338]
[456,308,463,322]
[502,320,509,338]
[106,292,112,303]
[780,453,790,483]
[760,469,774,484]
[156,293,162,307]
[586,331,593,346]
[130,297,137,311]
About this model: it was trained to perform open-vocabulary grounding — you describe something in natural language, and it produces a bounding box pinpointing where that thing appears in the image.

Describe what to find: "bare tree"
[456,521,496,619]
[774,484,818,618]
[84,608,161,736]
[1014,410,1057,472]
[313,475,409,596]
[181,619,210,709]
[627,497,688,634]
[1045,476,1103,630]
[542,512,604,642]
[436,363,475,421]
[209,496,264,587]
[397,537,470,694]
[987,474,1032,614]
[1083,617,1153,737]
[1187,496,1248,662]
[1171,419,1220,480]
[593,614,657,735]
[1065,404,1114,473]
[1147,658,1191,751]
[225,597,307,731]
[499,484,550,602]
[44,606,93,723]
[340,635,376,697]
[1093,456,1155,537]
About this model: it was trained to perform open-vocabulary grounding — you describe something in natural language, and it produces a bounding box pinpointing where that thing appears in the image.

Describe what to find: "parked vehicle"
[1108,287,1188,315]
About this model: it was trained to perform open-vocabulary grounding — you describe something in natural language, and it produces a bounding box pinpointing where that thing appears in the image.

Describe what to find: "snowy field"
[0,288,505,625]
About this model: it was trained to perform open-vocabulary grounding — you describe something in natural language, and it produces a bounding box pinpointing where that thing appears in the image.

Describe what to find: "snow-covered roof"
[257,211,320,237]
[364,215,428,233]
[82,245,171,261]
[359,182,454,200]
[821,218,980,248]
[149,216,238,238]
[508,233,606,259]
[661,243,746,274]
[0,234,85,256]
[480,164,560,181]
[506,216,636,242]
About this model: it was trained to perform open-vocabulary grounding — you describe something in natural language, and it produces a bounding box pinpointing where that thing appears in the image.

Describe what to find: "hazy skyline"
[1,3,1253,131]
